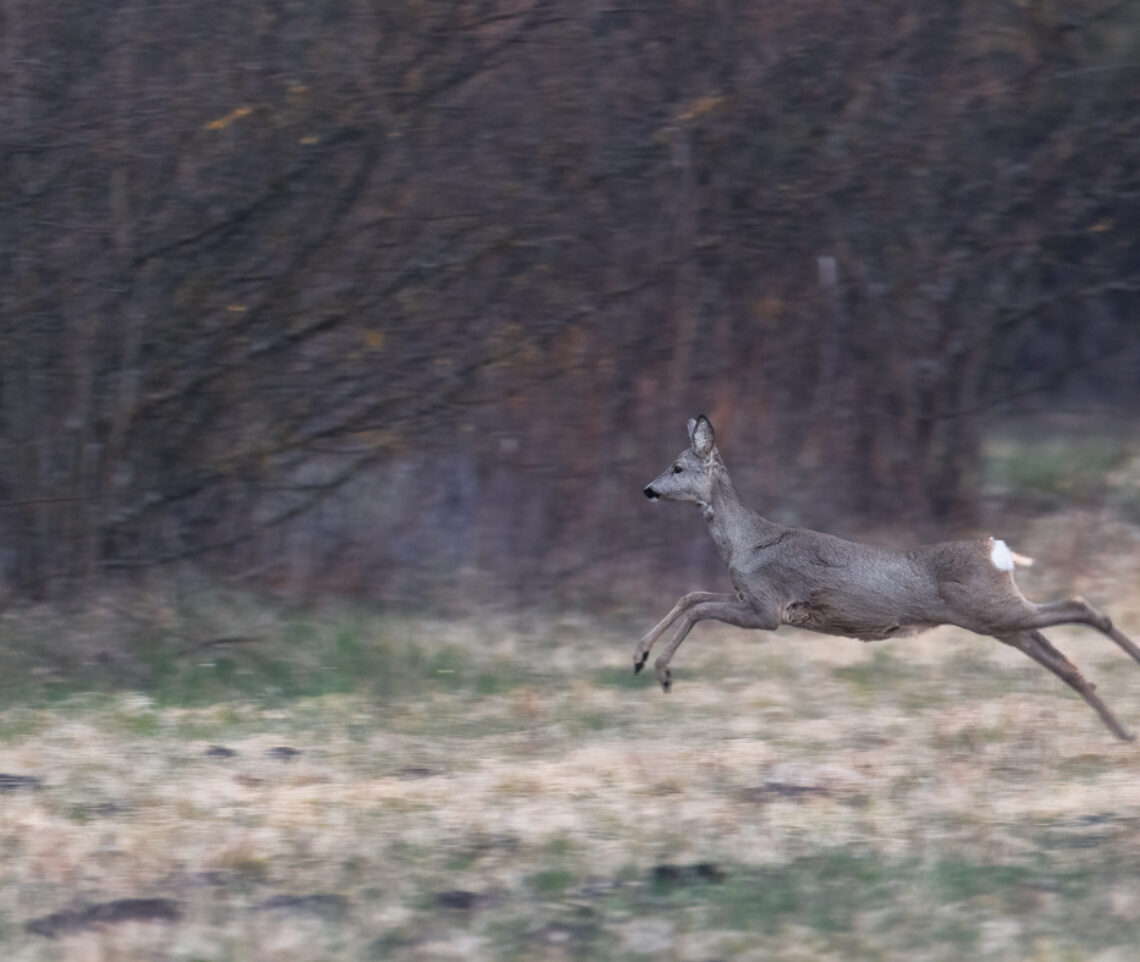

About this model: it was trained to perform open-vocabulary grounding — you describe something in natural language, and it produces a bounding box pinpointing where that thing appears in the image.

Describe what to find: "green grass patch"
[590,665,651,690]
[689,851,891,935]
[0,601,539,710]
[832,649,922,697]
[982,431,1136,510]
[597,850,1140,955]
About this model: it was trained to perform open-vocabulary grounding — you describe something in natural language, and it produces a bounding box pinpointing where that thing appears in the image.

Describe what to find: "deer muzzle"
[643,486,660,501]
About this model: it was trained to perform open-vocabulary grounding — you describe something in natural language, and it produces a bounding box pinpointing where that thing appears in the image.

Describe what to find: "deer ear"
[691,415,715,459]
[686,417,698,443]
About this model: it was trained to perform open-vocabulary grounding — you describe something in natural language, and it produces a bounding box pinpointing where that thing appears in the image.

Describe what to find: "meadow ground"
[3,516,1140,961]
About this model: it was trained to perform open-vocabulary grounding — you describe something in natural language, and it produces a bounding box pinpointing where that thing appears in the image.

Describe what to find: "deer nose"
[643,486,659,500]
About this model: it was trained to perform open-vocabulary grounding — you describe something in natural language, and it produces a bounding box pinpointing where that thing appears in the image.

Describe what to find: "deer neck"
[703,465,772,565]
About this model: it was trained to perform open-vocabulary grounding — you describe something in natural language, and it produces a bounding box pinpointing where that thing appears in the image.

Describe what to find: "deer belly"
[782,599,930,641]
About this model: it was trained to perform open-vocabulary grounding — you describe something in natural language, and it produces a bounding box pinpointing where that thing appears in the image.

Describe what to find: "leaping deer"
[635,415,1140,740]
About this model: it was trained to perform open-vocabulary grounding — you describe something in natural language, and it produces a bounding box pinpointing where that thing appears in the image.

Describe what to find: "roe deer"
[635,415,1140,740]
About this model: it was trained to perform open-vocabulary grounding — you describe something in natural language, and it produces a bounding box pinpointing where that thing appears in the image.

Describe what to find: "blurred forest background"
[2,0,1139,606]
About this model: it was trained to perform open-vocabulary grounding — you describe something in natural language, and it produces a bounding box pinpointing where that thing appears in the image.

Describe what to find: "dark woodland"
[2,0,1139,604]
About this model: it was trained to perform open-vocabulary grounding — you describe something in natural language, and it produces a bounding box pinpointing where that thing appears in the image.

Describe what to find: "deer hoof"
[656,665,672,692]
[634,652,648,674]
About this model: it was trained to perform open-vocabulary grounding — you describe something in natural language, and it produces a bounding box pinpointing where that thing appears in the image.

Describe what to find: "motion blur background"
[3,0,1139,607]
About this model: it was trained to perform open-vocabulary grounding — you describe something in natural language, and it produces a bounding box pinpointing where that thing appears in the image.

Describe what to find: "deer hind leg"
[1000,630,1135,741]
[1028,597,1140,667]
[651,599,778,693]
[634,592,733,675]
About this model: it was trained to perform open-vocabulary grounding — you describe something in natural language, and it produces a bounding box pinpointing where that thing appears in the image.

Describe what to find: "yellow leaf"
[675,95,723,125]
[204,105,254,131]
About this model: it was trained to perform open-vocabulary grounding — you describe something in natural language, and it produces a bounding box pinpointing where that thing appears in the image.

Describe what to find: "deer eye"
[672,464,683,474]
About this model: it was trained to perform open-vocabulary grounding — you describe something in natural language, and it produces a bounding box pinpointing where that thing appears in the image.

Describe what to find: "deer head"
[643,415,719,505]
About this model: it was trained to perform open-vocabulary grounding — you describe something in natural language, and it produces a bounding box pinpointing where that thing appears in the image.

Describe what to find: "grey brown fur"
[636,415,1140,741]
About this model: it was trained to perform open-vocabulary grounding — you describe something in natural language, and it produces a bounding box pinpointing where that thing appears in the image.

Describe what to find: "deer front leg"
[633,592,733,675]
[652,598,779,692]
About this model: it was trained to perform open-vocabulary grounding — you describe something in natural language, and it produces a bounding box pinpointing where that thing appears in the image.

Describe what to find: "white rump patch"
[989,538,1015,571]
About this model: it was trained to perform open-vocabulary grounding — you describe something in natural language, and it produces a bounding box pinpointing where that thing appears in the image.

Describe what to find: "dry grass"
[4,529,1140,959]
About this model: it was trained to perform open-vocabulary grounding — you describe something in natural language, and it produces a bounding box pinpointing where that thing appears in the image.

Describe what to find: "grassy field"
[3,529,1140,961]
